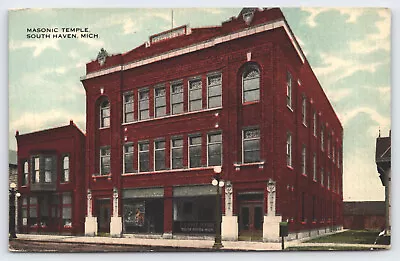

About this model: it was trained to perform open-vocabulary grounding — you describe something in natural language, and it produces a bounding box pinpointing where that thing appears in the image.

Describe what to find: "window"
[208,133,222,166]
[189,135,202,168]
[321,167,324,186]
[100,100,110,128]
[123,92,134,123]
[302,95,307,125]
[207,74,222,108]
[189,79,202,111]
[139,142,150,172]
[154,86,166,117]
[123,143,134,173]
[100,147,110,175]
[138,88,150,120]
[313,153,317,181]
[313,111,317,136]
[21,197,28,226]
[62,193,72,228]
[61,155,69,183]
[320,125,324,151]
[242,65,260,103]
[243,128,260,163]
[333,145,335,163]
[29,197,38,227]
[286,132,292,167]
[171,137,183,169]
[22,161,29,186]
[327,134,331,158]
[327,172,331,189]
[337,147,340,168]
[286,72,292,109]
[301,145,306,175]
[154,140,166,171]
[171,82,184,114]
[44,157,53,182]
[333,174,336,192]
[33,157,40,183]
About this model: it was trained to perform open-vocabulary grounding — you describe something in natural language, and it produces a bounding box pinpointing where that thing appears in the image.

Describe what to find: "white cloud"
[78,37,105,49]
[326,88,352,102]
[10,109,85,133]
[301,8,364,27]
[9,38,60,57]
[198,8,223,15]
[349,9,390,54]
[339,106,390,129]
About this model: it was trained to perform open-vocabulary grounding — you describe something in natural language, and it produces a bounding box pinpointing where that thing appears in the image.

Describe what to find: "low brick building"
[343,201,385,230]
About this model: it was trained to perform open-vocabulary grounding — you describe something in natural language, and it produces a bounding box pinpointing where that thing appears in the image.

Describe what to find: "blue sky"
[8,8,390,201]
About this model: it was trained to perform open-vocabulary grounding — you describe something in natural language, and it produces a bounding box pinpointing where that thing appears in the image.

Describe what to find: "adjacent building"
[16,8,343,242]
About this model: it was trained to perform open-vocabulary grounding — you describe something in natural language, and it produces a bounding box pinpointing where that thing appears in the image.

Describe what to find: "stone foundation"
[84,216,98,236]
[222,215,238,241]
[110,216,122,237]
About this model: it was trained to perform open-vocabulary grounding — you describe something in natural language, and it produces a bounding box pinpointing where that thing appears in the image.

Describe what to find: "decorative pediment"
[240,8,257,26]
[96,48,109,66]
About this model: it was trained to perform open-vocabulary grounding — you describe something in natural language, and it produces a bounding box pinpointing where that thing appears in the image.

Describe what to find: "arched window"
[100,99,110,128]
[242,65,260,103]
[23,161,29,186]
[62,155,70,183]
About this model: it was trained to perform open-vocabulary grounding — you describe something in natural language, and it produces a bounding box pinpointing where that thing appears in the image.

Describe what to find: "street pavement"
[9,233,390,252]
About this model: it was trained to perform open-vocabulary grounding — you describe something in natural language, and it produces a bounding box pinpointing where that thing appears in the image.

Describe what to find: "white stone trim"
[81,19,305,81]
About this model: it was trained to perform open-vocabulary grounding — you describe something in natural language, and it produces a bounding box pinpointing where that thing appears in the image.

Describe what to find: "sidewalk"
[14,234,282,251]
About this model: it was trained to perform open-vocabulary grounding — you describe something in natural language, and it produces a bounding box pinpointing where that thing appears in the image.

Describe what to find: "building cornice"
[81,19,305,81]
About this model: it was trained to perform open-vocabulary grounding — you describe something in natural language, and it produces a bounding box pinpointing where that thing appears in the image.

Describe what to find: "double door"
[96,199,111,233]
[239,202,263,241]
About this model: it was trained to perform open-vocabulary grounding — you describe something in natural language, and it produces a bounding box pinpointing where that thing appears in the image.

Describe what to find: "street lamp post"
[212,166,224,249]
[9,182,21,239]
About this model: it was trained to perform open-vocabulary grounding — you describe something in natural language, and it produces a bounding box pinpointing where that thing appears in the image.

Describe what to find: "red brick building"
[17,8,343,241]
[16,121,86,235]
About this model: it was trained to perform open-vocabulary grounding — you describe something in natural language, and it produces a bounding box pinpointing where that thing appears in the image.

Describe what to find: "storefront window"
[123,199,163,234]
[62,193,72,228]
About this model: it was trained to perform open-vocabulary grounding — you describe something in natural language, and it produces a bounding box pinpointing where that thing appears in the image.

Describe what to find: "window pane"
[63,194,72,204]
[243,77,259,91]
[63,207,72,219]
[244,150,260,163]
[45,171,52,182]
[155,141,165,149]
[24,162,28,173]
[172,148,183,169]
[155,107,166,117]
[172,103,183,114]
[140,109,149,120]
[155,151,166,170]
[209,134,222,143]
[244,139,260,151]
[156,96,166,107]
[190,100,202,111]
[243,89,259,102]
[189,147,202,168]
[208,96,222,108]
[208,85,222,96]
[172,139,183,147]
[63,156,69,169]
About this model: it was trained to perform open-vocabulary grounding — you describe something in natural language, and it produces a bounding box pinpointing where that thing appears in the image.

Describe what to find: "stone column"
[84,189,98,236]
[222,181,238,241]
[163,187,173,238]
[263,179,281,242]
[110,187,122,237]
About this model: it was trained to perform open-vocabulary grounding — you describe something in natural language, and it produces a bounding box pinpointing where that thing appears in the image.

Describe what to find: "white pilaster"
[110,187,122,237]
[263,179,281,242]
[84,189,98,236]
[221,181,238,241]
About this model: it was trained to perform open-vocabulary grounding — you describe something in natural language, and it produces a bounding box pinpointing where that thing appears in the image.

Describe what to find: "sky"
[8,7,390,201]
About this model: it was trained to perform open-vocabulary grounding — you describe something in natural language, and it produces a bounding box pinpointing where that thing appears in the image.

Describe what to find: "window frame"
[123,91,134,123]
[154,139,166,171]
[100,146,111,176]
[138,141,150,172]
[302,95,307,126]
[171,137,184,169]
[171,81,184,115]
[22,160,29,186]
[154,86,167,118]
[61,154,70,183]
[320,125,325,151]
[313,153,317,181]
[62,192,73,228]
[286,132,292,168]
[242,127,261,164]
[188,78,203,112]
[207,132,222,167]
[123,143,134,174]
[286,71,293,110]
[242,64,260,103]
[138,88,150,120]
[207,72,222,109]
[188,134,202,168]
[100,99,110,128]
[313,111,317,137]
[321,167,324,186]
[301,145,307,175]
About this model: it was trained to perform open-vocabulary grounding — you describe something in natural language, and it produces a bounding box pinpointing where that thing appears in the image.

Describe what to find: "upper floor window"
[286,72,292,109]
[333,144,336,163]
[189,135,202,168]
[207,74,222,108]
[123,92,134,123]
[123,143,134,173]
[337,147,340,168]
[154,86,166,117]
[61,155,70,183]
[171,82,184,114]
[313,111,317,136]
[242,65,260,103]
[44,157,53,183]
[189,79,202,111]
[327,172,331,189]
[139,142,150,172]
[22,161,29,186]
[100,147,110,175]
[139,88,150,120]
[243,128,260,163]
[154,140,166,171]
[171,137,183,169]
[208,133,222,166]
[320,125,324,151]
[31,155,55,184]
[287,132,292,167]
[100,100,110,128]
[327,134,331,158]
[313,153,317,181]
[321,167,324,186]
[301,145,306,175]
[302,95,307,126]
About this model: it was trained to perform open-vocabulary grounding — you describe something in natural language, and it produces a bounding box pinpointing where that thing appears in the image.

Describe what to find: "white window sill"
[99,126,110,130]
[234,161,265,170]
[122,166,216,176]
[122,107,222,126]
[287,105,293,112]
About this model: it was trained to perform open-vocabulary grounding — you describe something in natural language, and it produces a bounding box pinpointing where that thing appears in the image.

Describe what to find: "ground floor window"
[123,199,164,234]
[173,196,216,234]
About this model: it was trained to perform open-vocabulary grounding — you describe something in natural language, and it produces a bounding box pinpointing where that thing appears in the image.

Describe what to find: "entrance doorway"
[96,199,111,233]
[238,193,264,241]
